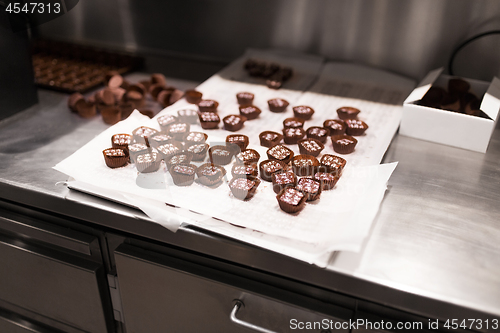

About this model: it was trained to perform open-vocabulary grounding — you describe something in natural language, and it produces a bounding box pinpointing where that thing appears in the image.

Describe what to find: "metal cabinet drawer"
[0,212,111,333]
[115,243,352,333]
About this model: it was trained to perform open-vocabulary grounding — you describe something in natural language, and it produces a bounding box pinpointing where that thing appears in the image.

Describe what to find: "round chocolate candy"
[290,155,320,177]
[223,115,247,132]
[306,126,329,143]
[283,127,306,144]
[323,119,346,136]
[292,105,315,120]
[239,105,261,120]
[198,99,219,113]
[185,90,203,104]
[102,148,129,169]
[345,119,368,136]
[267,98,289,112]
[236,92,254,105]
[331,134,358,154]
[336,106,360,120]
[297,138,324,157]
[259,131,283,147]
[283,117,305,129]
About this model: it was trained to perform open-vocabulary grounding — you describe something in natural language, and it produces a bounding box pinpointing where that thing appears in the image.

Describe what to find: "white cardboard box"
[401,68,500,153]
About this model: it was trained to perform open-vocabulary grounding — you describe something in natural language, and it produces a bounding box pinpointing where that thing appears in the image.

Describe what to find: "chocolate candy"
[198,112,220,129]
[187,143,209,161]
[313,172,339,190]
[196,163,227,186]
[226,134,249,154]
[290,155,320,176]
[337,106,360,120]
[276,187,306,214]
[320,154,346,176]
[232,163,258,179]
[177,109,199,124]
[236,92,254,105]
[345,119,369,136]
[235,149,260,164]
[128,143,150,163]
[75,100,96,119]
[165,152,194,170]
[331,134,358,154]
[283,127,306,144]
[267,144,294,164]
[272,171,297,194]
[267,98,289,112]
[259,159,286,182]
[166,123,190,141]
[283,117,305,129]
[135,151,162,173]
[157,114,178,131]
[306,126,329,143]
[228,177,261,200]
[296,178,322,201]
[323,119,346,136]
[102,148,129,168]
[198,99,219,112]
[185,131,208,146]
[292,105,314,120]
[156,142,182,160]
[148,132,174,148]
[185,90,203,104]
[223,115,247,132]
[209,145,233,165]
[259,131,283,147]
[239,105,261,120]
[132,126,158,146]
[297,138,324,157]
[111,134,132,151]
[170,163,196,186]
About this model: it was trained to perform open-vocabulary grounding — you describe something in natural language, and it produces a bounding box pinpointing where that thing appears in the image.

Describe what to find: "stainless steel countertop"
[1,74,500,327]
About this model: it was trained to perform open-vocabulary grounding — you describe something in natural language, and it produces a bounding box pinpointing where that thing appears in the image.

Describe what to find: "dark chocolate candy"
[292,105,314,120]
[177,109,199,124]
[167,122,190,140]
[323,119,346,136]
[228,177,261,200]
[156,142,183,160]
[297,138,324,157]
[259,131,283,147]
[345,119,368,136]
[132,126,159,146]
[272,171,297,194]
[239,105,261,120]
[209,145,233,165]
[267,144,294,164]
[102,148,129,168]
[185,90,203,104]
[235,149,260,164]
[185,131,208,146]
[226,134,249,154]
[290,155,320,176]
[296,177,322,201]
[232,163,258,179]
[128,143,150,163]
[331,134,358,154]
[170,163,196,186]
[198,99,219,113]
[135,151,162,173]
[259,159,286,182]
[267,98,289,112]
[198,112,220,129]
[283,117,305,129]
[196,163,226,186]
[223,115,247,132]
[236,92,254,105]
[283,127,306,144]
[111,134,132,151]
[276,187,306,214]
[313,172,339,190]
[187,143,209,161]
[148,132,174,148]
[306,126,329,143]
[165,152,194,170]
[320,154,346,176]
[337,106,360,120]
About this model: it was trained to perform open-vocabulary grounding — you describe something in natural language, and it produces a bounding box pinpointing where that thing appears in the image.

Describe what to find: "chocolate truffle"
[296,177,322,201]
[166,122,190,141]
[306,126,329,143]
[228,177,261,200]
[290,155,320,176]
[320,154,347,176]
[187,143,209,161]
[337,106,360,120]
[277,187,306,214]
[198,99,219,113]
[226,134,249,154]
[135,151,162,173]
[102,148,129,168]
[148,132,174,148]
[156,142,183,160]
[198,112,220,129]
[259,159,286,182]
[185,131,208,146]
[236,92,254,105]
[272,171,297,194]
[292,105,315,120]
[259,131,283,147]
[232,163,258,179]
[132,126,159,146]
[267,144,294,164]
[283,117,305,129]
[345,119,369,136]
[170,163,196,186]
[297,138,324,157]
[196,163,226,186]
[112,134,132,151]
[239,105,261,120]
[313,172,339,190]
[283,127,306,144]
[267,98,289,112]
[235,149,260,164]
[223,115,247,132]
[331,135,358,154]
[323,119,346,136]
[185,90,203,104]
[209,145,233,165]
[177,109,199,124]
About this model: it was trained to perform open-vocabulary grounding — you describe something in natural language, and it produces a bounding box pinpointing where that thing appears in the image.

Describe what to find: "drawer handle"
[230,300,277,333]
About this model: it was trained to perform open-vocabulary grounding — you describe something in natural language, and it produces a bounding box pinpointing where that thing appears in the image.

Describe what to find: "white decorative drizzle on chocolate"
[186,132,206,142]
[213,148,230,156]
[157,114,176,126]
[200,112,219,121]
[158,143,180,155]
[231,178,255,191]
[345,119,367,129]
[224,115,242,126]
[173,164,195,175]
[113,134,131,145]
[137,152,158,163]
[105,148,126,156]
[263,160,283,173]
[188,144,207,154]
[297,178,320,192]
[274,171,294,184]
[300,140,322,152]
[280,188,304,205]
[268,145,292,160]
